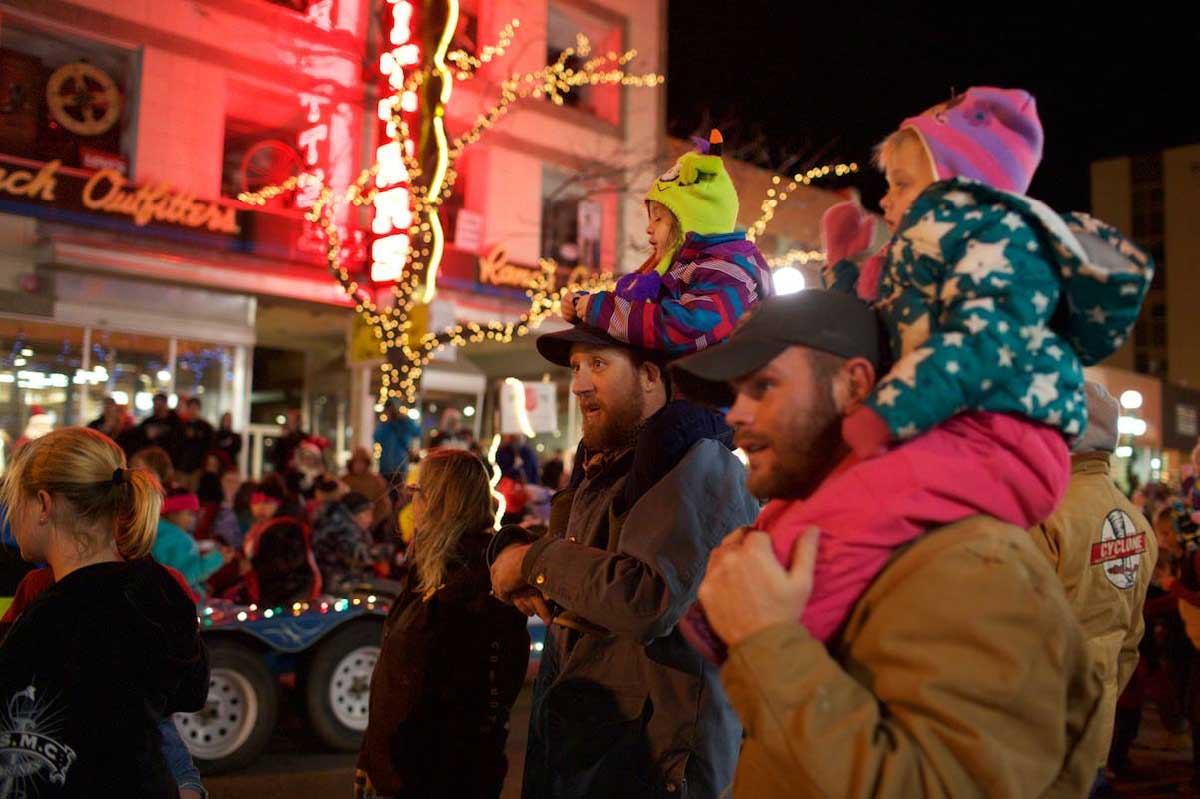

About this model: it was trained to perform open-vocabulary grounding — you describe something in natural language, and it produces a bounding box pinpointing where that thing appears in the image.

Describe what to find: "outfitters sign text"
[0,155,240,235]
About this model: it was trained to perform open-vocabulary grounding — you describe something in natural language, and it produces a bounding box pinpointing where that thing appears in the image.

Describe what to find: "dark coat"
[311,502,373,593]
[177,418,215,473]
[520,401,757,799]
[359,531,530,798]
[135,410,184,463]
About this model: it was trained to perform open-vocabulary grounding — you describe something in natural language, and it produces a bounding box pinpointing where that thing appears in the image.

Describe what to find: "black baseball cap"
[536,325,668,369]
[670,290,886,406]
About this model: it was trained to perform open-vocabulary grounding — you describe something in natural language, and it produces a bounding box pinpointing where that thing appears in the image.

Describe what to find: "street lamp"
[773,266,806,295]
[1119,390,1143,410]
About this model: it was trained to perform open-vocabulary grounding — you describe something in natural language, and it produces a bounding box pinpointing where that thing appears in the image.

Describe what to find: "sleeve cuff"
[521,534,560,585]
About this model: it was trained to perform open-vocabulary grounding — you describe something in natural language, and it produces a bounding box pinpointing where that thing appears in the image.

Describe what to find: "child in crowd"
[682,87,1153,655]
[152,487,228,602]
[563,129,774,355]
[312,491,375,594]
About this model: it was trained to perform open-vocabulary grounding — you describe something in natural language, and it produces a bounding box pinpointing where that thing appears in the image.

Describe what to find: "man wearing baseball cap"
[672,289,1104,797]
[489,323,757,798]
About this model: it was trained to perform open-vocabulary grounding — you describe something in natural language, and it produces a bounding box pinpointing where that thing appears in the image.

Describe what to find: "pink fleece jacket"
[681,411,1069,660]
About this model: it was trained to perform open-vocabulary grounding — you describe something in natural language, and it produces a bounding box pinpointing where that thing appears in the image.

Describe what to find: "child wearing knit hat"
[562,130,774,355]
[824,87,1152,454]
[152,487,229,601]
[681,88,1156,658]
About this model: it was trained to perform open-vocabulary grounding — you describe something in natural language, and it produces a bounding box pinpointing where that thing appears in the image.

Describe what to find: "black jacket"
[0,558,209,797]
[136,410,183,453]
[177,417,215,473]
[359,531,530,798]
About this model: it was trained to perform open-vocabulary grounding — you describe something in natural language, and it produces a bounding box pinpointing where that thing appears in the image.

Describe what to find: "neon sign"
[371,0,418,283]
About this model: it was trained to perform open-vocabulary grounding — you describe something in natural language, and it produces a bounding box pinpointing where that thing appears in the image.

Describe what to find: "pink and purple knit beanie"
[901,86,1043,194]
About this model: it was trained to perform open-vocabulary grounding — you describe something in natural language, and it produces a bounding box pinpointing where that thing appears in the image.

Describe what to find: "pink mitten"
[821,201,878,266]
[841,405,893,459]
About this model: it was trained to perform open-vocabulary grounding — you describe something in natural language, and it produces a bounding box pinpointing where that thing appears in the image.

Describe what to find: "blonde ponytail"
[116,467,162,559]
[1,427,162,558]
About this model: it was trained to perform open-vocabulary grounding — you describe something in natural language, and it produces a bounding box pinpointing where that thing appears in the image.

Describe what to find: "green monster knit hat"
[645,129,739,274]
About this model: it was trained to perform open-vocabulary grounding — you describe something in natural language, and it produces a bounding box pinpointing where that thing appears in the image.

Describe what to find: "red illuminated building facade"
[0,0,669,471]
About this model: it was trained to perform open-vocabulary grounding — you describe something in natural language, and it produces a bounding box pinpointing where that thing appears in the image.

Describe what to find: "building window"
[0,320,244,459]
[546,1,624,126]
[0,22,137,174]
[222,118,304,207]
[1129,153,1166,378]
[541,166,610,268]
[0,320,85,446]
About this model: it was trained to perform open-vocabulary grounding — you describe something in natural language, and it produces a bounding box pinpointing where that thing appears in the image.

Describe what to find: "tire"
[304,620,383,751]
[174,638,279,775]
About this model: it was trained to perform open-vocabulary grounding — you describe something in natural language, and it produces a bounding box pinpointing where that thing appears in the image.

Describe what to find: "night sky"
[667,1,1199,213]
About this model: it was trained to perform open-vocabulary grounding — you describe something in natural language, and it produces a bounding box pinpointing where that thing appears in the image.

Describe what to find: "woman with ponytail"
[0,427,209,797]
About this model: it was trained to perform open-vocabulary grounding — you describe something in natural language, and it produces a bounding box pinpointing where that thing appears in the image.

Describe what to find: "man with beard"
[672,290,1105,798]
[489,326,758,799]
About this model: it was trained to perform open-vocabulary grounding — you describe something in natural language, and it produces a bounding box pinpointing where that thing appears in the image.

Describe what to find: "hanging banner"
[500,378,557,435]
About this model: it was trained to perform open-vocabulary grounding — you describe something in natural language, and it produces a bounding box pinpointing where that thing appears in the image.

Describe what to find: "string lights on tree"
[239,0,659,415]
[745,161,859,244]
[239,2,861,415]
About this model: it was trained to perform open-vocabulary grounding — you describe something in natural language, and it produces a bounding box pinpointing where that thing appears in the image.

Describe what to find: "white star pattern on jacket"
[1031,291,1050,313]
[1022,372,1060,413]
[942,332,964,347]
[875,384,901,407]
[1087,305,1108,324]
[902,212,956,259]
[1020,325,1051,351]
[954,239,1013,283]
[888,348,934,388]
[943,191,974,207]
[963,315,988,335]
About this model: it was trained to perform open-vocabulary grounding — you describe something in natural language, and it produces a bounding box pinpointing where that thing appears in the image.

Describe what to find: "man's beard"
[581,389,645,453]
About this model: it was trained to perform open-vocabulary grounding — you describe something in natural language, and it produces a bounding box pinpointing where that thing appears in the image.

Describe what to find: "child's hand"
[822,200,879,265]
[561,292,589,323]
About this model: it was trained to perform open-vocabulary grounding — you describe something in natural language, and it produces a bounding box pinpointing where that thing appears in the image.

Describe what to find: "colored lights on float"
[198,596,388,627]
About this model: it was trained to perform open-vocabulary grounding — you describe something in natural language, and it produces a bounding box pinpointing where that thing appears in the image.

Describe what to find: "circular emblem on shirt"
[1090,509,1145,590]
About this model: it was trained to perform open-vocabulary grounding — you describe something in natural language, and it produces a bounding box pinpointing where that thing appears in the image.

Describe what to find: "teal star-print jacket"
[825,178,1153,442]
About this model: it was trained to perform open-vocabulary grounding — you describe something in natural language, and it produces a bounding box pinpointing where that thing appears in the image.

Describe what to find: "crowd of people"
[0,83,1192,799]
